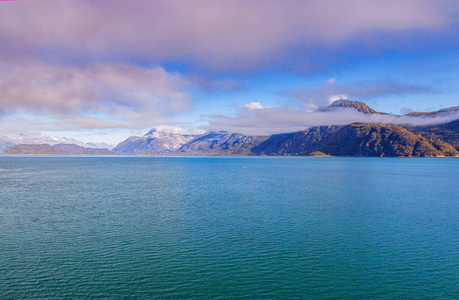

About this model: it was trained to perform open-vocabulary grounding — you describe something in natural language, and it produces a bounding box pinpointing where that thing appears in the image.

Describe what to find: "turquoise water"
[0,156,458,299]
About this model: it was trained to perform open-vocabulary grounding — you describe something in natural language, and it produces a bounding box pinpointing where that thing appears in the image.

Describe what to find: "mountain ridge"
[176,131,268,155]
[252,123,458,157]
[3,100,458,157]
[405,106,459,117]
[109,100,459,157]
[0,132,115,153]
[112,128,204,155]
[2,144,115,155]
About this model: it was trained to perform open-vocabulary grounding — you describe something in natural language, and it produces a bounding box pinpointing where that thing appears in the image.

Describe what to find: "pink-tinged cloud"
[0,0,457,71]
[0,61,191,130]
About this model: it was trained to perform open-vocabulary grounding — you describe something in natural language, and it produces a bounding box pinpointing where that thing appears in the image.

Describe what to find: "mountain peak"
[315,99,379,115]
[113,127,206,155]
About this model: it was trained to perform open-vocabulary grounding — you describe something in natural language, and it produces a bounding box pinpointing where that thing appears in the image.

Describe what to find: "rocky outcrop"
[2,144,115,155]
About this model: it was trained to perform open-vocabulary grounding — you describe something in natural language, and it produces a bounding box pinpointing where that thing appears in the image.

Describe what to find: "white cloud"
[328,94,348,103]
[241,102,264,111]
[326,78,337,84]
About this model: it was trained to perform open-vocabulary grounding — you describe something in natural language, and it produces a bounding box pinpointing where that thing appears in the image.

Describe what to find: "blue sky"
[0,0,458,144]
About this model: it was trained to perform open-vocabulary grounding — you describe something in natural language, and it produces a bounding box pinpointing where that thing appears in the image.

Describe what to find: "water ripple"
[0,156,458,299]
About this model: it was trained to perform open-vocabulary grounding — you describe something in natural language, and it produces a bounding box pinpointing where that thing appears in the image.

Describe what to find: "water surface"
[0,156,458,299]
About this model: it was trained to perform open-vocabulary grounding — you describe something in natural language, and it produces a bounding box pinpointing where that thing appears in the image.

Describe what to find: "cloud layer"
[208,106,459,136]
[0,62,190,130]
[1,0,457,71]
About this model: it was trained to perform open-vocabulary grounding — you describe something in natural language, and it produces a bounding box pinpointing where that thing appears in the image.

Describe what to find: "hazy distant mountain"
[85,142,116,150]
[176,131,268,155]
[404,106,459,117]
[315,99,385,115]
[0,139,16,153]
[253,123,458,157]
[113,127,205,154]
[0,132,115,152]
[2,144,115,155]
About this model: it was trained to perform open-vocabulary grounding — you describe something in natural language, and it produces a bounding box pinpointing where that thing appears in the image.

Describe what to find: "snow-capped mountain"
[113,127,206,154]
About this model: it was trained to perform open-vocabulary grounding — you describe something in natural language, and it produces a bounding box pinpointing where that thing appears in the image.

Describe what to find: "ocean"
[0,156,458,299]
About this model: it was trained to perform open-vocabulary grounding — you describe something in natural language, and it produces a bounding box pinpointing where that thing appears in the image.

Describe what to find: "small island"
[308,151,331,157]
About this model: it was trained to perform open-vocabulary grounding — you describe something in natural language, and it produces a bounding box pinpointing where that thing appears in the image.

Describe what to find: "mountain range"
[252,123,458,157]
[2,100,459,157]
[108,100,458,157]
[0,132,114,152]
[3,144,114,155]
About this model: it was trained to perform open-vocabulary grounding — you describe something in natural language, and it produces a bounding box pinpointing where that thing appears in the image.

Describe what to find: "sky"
[0,0,458,144]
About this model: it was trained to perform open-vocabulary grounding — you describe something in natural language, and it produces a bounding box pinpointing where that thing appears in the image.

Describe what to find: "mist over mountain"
[315,99,383,115]
[313,100,459,131]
